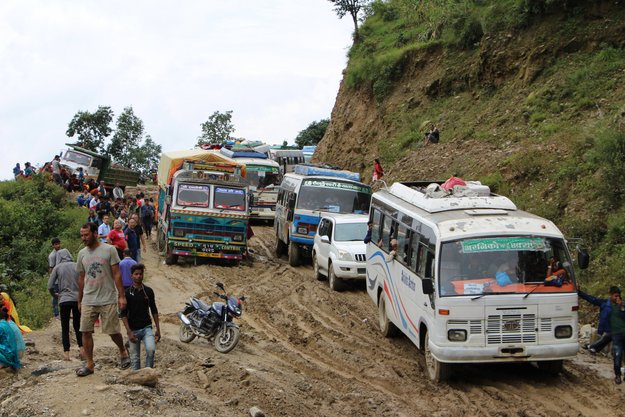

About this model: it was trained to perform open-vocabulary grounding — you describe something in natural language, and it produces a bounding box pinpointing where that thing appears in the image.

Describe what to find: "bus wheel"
[288,242,300,267]
[424,329,450,382]
[313,252,325,280]
[275,234,287,257]
[165,254,178,265]
[378,292,398,338]
[536,360,563,375]
[328,262,343,292]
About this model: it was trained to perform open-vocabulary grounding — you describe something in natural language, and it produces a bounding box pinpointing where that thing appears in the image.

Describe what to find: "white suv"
[312,214,369,291]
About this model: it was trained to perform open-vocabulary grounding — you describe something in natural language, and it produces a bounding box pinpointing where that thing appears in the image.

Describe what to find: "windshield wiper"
[523,283,543,299]
[471,291,518,301]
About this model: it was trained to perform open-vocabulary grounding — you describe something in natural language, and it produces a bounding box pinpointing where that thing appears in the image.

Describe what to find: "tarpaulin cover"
[157,149,244,187]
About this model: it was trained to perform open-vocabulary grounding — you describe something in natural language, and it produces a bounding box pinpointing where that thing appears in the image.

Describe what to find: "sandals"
[76,366,94,377]
[120,355,131,369]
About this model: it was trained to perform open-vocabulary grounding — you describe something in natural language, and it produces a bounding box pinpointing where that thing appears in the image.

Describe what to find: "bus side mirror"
[577,246,590,269]
[422,278,434,295]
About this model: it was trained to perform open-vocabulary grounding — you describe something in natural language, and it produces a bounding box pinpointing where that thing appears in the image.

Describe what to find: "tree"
[128,135,162,174]
[328,0,369,42]
[295,119,330,148]
[66,106,114,153]
[107,106,144,167]
[197,110,235,145]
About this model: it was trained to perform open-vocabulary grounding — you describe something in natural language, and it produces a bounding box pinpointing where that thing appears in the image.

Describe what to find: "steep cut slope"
[315,0,625,288]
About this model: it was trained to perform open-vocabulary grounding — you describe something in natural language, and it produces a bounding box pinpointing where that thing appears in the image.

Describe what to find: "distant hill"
[314,0,625,289]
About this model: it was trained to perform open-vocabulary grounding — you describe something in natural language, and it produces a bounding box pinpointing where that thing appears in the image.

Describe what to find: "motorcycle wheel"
[213,325,240,353]
[179,323,196,343]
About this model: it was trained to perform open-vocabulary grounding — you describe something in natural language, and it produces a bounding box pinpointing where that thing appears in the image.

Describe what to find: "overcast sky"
[0,0,354,180]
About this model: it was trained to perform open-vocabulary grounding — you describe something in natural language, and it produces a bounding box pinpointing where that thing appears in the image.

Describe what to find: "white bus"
[366,181,588,382]
[269,148,305,173]
[219,148,282,221]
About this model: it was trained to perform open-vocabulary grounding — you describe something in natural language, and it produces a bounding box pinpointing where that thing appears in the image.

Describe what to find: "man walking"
[98,214,111,243]
[112,183,124,201]
[119,249,137,290]
[48,238,70,320]
[578,287,616,354]
[120,264,160,370]
[75,222,130,376]
[48,250,84,361]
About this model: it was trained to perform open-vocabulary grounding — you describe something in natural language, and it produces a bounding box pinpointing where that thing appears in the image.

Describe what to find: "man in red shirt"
[107,220,127,259]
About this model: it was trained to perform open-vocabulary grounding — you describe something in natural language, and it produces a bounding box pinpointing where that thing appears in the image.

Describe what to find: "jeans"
[612,333,625,376]
[591,332,612,353]
[129,325,155,370]
[59,302,82,352]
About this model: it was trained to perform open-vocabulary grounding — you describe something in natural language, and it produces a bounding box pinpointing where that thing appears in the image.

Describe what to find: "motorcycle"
[177,282,245,353]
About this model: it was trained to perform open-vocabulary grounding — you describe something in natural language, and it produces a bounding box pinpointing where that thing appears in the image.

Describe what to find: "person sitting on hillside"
[23,162,34,178]
[424,124,440,145]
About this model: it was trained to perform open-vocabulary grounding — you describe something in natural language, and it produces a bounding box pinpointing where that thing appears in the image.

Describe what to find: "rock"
[580,324,593,339]
[30,363,65,376]
[249,406,265,417]
[124,368,160,387]
[81,409,90,416]
[23,339,35,347]
[95,384,109,392]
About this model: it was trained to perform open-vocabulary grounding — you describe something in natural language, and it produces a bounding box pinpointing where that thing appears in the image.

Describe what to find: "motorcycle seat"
[191,297,212,312]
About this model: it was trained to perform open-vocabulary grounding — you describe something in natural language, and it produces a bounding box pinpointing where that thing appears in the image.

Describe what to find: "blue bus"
[274,165,372,266]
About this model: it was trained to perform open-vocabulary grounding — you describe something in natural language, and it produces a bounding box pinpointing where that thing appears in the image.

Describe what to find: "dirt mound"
[0,226,622,416]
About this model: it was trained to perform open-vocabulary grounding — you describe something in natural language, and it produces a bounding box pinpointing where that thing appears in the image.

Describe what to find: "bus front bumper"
[430,341,579,363]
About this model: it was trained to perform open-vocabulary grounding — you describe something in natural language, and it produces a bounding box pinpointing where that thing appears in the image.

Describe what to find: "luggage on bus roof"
[220,147,268,159]
[293,164,361,182]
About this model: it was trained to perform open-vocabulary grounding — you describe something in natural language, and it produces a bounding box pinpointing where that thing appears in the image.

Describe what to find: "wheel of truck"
[378,291,398,338]
[328,262,343,292]
[312,252,325,280]
[157,228,166,253]
[288,241,300,267]
[536,360,563,375]
[424,329,450,382]
[275,232,287,257]
[165,254,178,265]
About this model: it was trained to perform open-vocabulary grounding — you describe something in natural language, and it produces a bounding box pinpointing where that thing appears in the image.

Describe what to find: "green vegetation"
[295,119,330,148]
[337,0,625,295]
[346,0,598,103]
[0,175,84,328]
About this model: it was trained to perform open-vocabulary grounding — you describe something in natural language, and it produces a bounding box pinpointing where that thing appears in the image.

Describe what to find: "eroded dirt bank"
[1,225,623,417]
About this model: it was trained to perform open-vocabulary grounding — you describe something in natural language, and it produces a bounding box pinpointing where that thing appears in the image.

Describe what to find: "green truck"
[60,144,140,189]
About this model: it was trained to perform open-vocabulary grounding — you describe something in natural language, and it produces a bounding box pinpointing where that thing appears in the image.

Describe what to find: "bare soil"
[1,225,623,417]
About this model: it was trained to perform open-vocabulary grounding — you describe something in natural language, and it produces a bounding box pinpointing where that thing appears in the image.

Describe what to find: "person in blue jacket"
[579,286,625,384]
[578,286,619,354]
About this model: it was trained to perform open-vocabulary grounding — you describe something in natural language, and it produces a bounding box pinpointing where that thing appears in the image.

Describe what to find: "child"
[120,264,160,370]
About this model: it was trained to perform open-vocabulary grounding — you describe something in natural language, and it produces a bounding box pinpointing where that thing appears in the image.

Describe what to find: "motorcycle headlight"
[338,250,352,261]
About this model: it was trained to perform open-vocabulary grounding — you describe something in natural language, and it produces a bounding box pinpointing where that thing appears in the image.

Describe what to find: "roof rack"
[388,181,517,213]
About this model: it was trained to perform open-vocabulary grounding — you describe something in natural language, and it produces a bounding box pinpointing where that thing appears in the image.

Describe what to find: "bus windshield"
[177,184,209,207]
[246,167,281,190]
[214,187,246,211]
[439,236,576,296]
[297,179,371,214]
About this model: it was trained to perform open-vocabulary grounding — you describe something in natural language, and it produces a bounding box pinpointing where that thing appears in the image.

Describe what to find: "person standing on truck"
[112,183,124,201]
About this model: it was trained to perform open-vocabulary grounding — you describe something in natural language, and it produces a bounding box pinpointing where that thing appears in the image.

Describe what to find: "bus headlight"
[297,226,308,234]
[338,250,352,261]
[555,325,572,339]
[447,329,467,342]
[232,234,243,242]
[173,229,185,237]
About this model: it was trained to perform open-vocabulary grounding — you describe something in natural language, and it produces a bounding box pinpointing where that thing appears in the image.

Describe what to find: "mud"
[1,225,623,417]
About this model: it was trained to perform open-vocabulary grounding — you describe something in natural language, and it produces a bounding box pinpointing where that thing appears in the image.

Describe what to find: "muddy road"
[1,225,624,417]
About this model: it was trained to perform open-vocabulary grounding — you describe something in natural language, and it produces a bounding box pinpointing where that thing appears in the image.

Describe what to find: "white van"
[312,214,369,291]
[366,181,588,381]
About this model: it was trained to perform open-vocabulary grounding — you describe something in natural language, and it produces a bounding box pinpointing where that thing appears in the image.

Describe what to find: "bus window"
[410,234,421,272]
[381,217,395,251]
[371,209,382,245]
[397,225,410,264]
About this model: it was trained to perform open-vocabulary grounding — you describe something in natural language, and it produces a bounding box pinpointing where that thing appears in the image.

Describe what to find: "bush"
[588,130,625,206]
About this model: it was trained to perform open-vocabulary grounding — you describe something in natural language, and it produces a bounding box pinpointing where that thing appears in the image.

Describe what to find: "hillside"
[314,0,625,290]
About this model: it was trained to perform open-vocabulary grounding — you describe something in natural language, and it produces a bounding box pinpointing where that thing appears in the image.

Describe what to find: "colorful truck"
[60,144,140,188]
[156,149,250,265]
